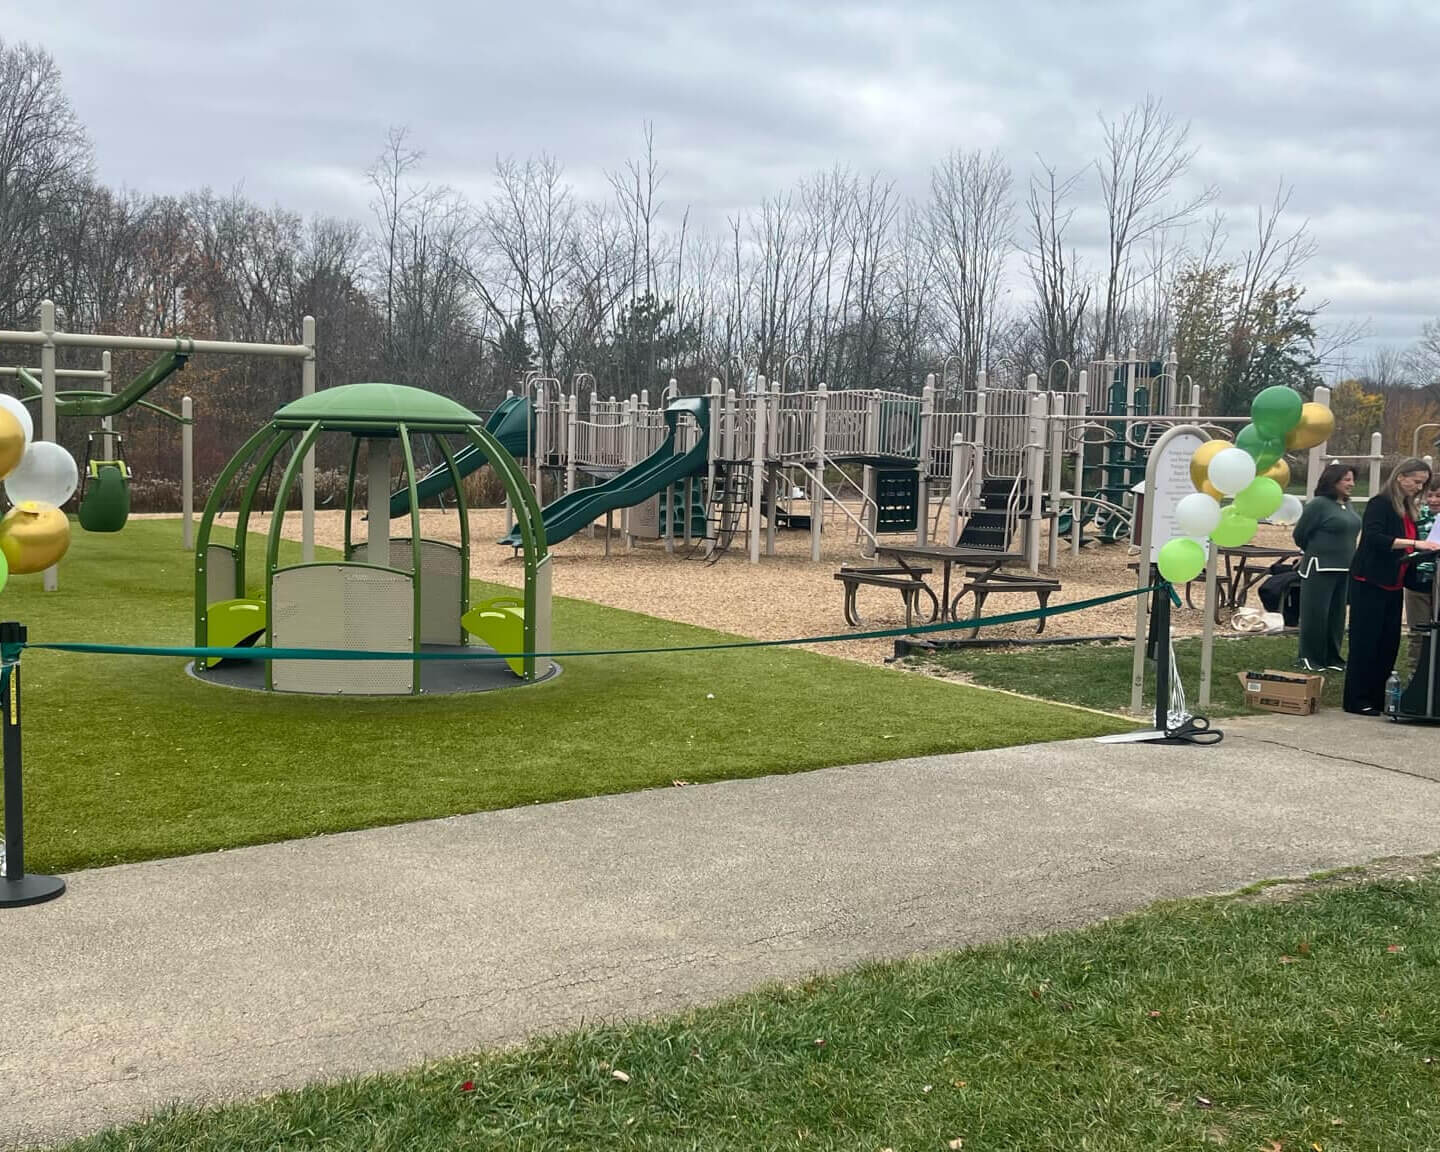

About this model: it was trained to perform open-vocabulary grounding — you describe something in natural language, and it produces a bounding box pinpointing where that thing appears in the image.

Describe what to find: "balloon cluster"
[1156,387,1334,584]
[0,396,78,590]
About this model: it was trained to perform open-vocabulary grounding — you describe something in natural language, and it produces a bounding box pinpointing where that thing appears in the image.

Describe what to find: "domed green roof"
[274,382,483,430]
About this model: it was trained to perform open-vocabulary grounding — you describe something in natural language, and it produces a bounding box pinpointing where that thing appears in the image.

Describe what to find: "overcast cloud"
[6,0,1439,368]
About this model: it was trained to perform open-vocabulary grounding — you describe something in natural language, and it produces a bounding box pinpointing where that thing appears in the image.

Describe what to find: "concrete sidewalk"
[3,710,1438,1144]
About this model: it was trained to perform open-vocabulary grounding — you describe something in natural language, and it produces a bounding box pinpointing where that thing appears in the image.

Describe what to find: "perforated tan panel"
[532,555,553,680]
[270,564,414,695]
[206,544,238,603]
[349,538,462,644]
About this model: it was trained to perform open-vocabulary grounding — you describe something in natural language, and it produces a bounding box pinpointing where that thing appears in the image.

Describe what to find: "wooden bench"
[834,565,939,628]
[952,569,1062,638]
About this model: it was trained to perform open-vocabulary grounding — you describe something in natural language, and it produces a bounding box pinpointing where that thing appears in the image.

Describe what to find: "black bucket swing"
[77,430,131,533]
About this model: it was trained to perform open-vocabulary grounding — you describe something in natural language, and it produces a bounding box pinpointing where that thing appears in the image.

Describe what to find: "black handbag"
[1258,560,1301,628]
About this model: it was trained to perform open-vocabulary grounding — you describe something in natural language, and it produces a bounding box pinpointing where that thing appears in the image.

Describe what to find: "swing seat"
[77,462,131,533]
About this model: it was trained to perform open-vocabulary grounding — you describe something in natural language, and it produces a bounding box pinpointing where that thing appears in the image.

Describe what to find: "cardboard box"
[1237,668,1325,715]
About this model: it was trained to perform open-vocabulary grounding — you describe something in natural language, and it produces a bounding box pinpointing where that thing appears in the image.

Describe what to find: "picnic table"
[1133,545,1301,624]
[874,544,1024,622]
[1215,544,1301,619]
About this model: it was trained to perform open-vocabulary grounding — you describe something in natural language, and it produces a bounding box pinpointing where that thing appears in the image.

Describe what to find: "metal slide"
[387,395,531,518]
[500,397,708,549]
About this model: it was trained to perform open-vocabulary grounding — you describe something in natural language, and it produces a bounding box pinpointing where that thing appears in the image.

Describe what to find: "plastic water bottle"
[1386,672,1403,718]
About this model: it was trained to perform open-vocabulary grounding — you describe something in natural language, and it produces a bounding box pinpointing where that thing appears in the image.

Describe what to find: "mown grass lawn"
[923,633,1346,717]
[0,521,1126,873]
[51,862,1440,1151]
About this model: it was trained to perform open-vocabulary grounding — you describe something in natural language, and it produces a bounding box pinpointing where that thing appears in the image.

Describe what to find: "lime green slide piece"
[460,596,526,677]
[203,598,268,668]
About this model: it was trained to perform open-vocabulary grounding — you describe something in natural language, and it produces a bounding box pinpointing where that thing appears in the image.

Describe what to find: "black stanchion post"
[1151,576,1171,734]
[0,621,65,907]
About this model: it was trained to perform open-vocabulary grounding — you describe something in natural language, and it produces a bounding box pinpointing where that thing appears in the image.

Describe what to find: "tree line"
[1,37,1431,497]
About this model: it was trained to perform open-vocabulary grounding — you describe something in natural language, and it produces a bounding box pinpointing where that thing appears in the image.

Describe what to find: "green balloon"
[1157,536,1206,584]
[1250,385,1303,439]
[0,543,8,594]
[1235,423,1285,471]
[1232,476,1284,520]
[1211,507,1259,548]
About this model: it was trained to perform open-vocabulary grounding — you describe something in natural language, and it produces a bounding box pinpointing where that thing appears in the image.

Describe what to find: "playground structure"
[193,382,553,695]
[0,295,1394,598]
[0,301,318,588]
[0,348,197,533]
[422,353,1381,576]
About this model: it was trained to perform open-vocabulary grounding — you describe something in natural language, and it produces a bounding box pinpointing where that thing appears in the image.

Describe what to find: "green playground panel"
[875,470,919,534]
[461,596,526,676]
[202,598,268,668]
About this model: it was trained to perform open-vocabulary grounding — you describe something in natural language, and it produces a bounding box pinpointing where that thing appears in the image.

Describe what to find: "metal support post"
[917,375,934,546]
[812,382,827,562]
[301,316,316,562]
[101,350,114,458]
[1046,393,1064,569]
[39,302,57,592]
[749,377,767,565]
[1025,391,1047,573]
[0,623,66,907]
[182,397,194,550]
[1306,385,1331,498]
[1072,375,1087,557]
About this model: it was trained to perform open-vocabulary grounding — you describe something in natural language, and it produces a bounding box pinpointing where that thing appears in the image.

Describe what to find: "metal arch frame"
[193,423,295,648]
[460,419,549,680]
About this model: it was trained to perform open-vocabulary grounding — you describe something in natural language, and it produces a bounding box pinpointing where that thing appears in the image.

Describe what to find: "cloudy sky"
[7,0,1438,370]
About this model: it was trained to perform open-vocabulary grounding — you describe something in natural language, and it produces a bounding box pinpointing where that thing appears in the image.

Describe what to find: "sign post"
[1103,426,1222,745]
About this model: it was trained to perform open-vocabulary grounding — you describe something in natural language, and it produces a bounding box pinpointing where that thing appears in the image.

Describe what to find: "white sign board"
[1147,432,1206,563]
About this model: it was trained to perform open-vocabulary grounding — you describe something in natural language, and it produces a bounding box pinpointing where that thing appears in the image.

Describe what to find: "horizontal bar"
[0,367,106,378]
[0,330,309,357]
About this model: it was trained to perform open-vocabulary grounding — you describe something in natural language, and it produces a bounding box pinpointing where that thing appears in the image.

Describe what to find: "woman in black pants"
[1345,458,1440,714]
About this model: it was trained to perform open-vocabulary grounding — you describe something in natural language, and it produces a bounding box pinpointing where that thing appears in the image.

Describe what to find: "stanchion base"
[0,873,65,907]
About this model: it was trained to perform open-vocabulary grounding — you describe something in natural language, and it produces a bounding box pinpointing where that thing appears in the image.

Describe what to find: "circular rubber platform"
[187,643,561,696]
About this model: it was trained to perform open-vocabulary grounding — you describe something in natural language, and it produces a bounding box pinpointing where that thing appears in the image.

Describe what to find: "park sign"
[1146,431,1206,563]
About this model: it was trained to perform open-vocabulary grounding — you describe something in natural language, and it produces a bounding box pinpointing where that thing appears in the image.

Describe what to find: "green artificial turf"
[50,863,1440,1151]
[0,521,1126,873]
[925,633,1348,717]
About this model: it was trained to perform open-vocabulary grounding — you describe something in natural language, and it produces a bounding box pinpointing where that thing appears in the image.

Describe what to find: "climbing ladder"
[705,462,751,563]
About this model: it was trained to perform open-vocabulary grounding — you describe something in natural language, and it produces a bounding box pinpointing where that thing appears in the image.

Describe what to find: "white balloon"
[0,394,34,446]
[5,441,79,508]
[1270,493,1305,526]
[1208,448,1257,496]
[1175,491,1222,538]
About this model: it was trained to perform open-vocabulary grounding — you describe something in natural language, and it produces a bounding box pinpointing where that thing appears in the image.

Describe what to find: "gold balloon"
[0,501,70,574]
[0,408,25,479]
[1189,440,1230,491]
[1200,479,1225,501]
[1262,457,1291,489]
[1284,403,1334,452]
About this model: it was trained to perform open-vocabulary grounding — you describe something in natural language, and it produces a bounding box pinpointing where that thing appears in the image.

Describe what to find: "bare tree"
[1094,95,1213,360]
[0,40,91,330]
[927,148,1014,390]
[476,153,578,379]
[1024,161,1091,376]
[366,127,425,363]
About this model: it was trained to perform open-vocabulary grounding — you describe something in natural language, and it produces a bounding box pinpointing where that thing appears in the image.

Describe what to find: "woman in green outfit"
[1292,463,1362,671]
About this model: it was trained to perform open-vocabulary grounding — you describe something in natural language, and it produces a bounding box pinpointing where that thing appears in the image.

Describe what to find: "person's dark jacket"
[1350,495,1414,589]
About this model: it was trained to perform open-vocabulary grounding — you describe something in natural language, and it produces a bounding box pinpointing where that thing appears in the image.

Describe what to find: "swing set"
[8,348,191,533]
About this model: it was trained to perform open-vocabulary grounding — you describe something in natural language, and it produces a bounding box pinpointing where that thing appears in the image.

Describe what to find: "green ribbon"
[22,584,1163,665]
